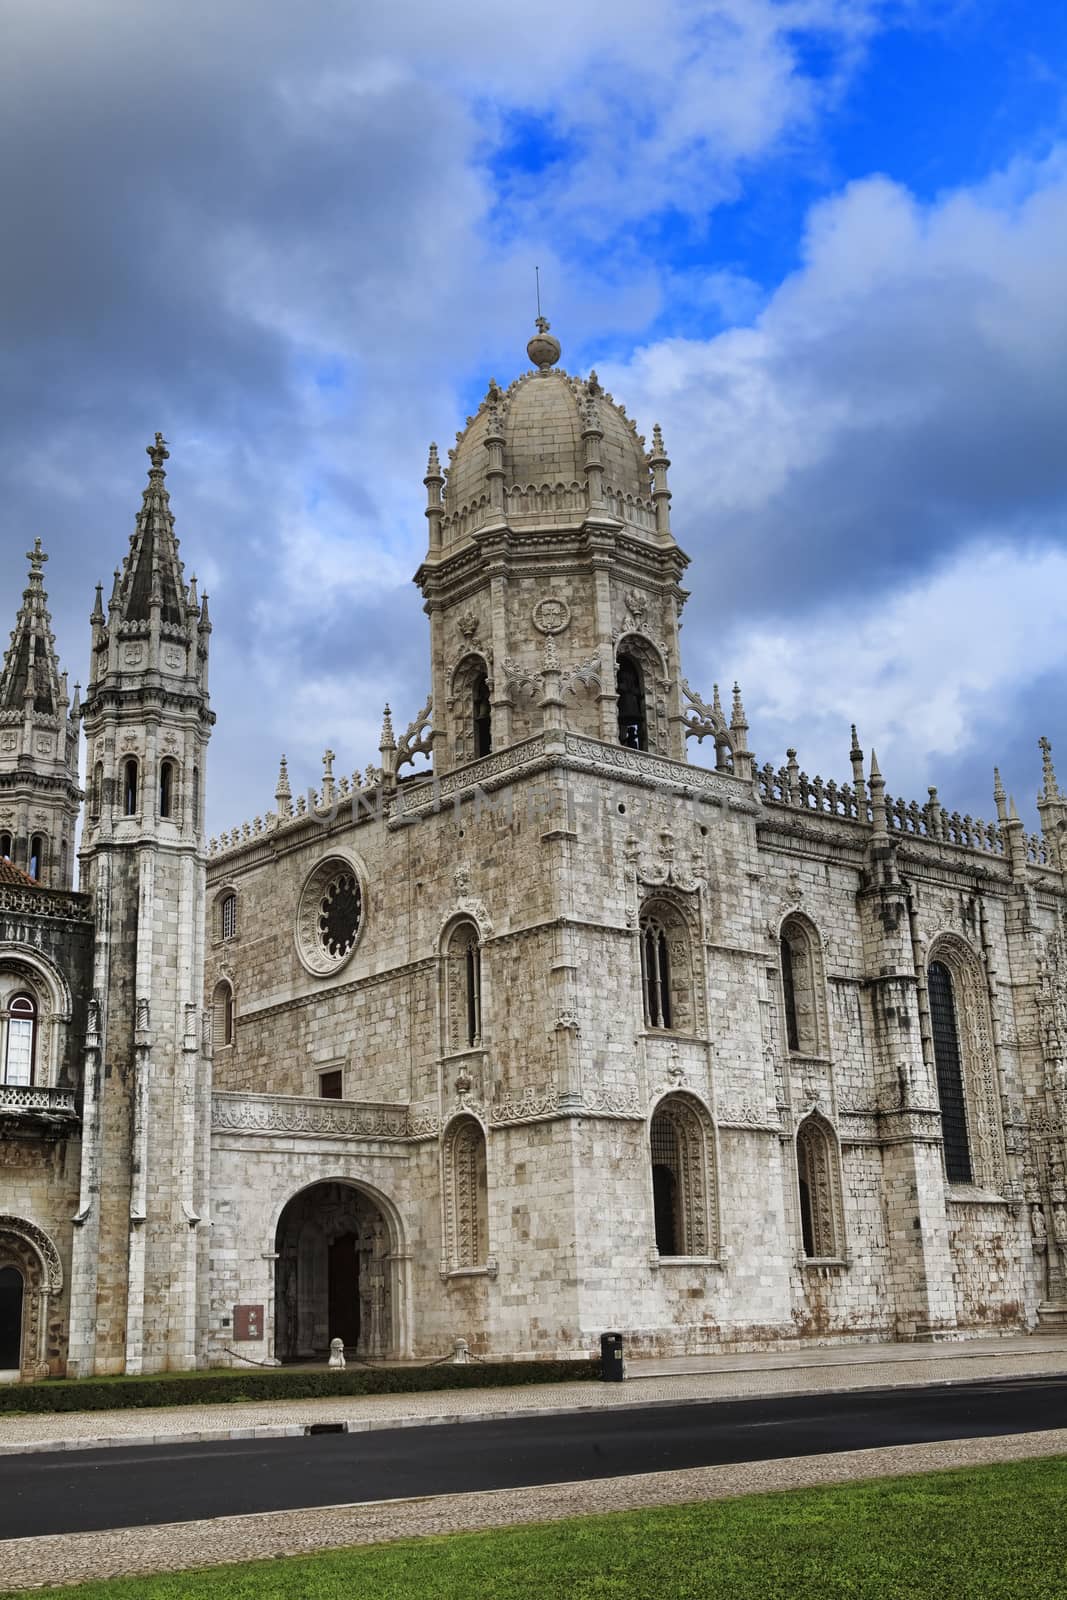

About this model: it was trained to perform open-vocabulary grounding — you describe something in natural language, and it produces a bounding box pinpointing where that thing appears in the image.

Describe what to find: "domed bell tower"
[415,322,690,773]
[69,434,215,1376]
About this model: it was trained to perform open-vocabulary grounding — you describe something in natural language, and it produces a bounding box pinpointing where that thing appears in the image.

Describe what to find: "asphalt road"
[2,1375,1065,1540]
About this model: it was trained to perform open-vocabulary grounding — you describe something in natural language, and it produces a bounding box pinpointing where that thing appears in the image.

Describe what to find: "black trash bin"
[600,1331,624,1381]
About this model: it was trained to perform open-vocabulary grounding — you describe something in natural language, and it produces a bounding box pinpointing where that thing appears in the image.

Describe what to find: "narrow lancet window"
[473,672,492,758]
[159,760,175,819]
[617,653,647,750]
[928,960,973,1184]
[28,836,44,881]
[122,758,139,817]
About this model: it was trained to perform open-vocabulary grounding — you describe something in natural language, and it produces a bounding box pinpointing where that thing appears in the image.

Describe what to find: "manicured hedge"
[0,1359,599,1414]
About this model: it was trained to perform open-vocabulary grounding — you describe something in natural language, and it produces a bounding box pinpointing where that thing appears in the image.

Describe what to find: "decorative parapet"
[211,1091,437,1142]
[758,756,1010,862]
[0,885,93,923]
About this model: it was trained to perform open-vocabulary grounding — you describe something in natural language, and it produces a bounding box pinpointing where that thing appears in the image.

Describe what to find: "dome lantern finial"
[527,315,561,372]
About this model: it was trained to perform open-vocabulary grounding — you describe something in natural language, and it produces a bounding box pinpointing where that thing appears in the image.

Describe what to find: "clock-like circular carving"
[295,856,365,976]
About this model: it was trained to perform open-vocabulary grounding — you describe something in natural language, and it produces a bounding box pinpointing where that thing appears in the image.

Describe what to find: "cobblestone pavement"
[2,1334,1066,1456]
[1,1427,1066,1592]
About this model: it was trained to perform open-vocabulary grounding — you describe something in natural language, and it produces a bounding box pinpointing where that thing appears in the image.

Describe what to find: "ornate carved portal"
[0,1215,63,1379]
[274,1183,396,1362]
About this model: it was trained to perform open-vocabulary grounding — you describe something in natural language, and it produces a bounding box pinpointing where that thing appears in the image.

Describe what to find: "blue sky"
[1,0,1065,839]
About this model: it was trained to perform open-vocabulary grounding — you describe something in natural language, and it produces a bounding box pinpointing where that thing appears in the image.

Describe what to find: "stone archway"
[273,1182,396,1363]
[0,1216,63,1381]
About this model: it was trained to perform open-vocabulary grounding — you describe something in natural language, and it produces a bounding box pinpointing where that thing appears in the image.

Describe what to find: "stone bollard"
[451,1338,471,1364]
[328,1337,346,1369]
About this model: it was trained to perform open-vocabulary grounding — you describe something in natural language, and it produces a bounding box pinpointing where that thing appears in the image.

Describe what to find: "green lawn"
[5,1456,1066,1600]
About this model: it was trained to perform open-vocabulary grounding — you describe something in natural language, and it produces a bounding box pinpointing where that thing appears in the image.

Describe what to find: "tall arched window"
[192,766,200,831]
[2,993,37,1086]
[639,900,696,1033]
[928,960,972,1184]
[796,1115,845,1260]
[779,916,827,1057]
[90,762,103,820]
[0,834,10,861]
[28,836,44,881]
[212,980,234,1049]
[443,1115,489,1270]
[122,758,139,817]
[473,672,492,759]
[649,1094,717,1258]
[218,891,238,943]
[159,759,176,820]
[616,653,647,750]
[445,920,482,1051]
[642,918,672,1029]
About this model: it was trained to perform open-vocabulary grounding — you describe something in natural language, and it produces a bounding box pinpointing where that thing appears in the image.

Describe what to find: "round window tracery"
[296,857,365,976]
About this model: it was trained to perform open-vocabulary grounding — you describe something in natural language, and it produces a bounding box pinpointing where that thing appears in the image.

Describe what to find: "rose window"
[295,857,365,976]
[319,872,361,961]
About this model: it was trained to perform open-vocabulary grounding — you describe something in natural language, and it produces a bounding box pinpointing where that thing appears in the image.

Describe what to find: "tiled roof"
[0,858,40,887]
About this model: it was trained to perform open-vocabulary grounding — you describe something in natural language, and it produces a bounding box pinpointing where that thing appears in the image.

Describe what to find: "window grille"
[648,1095,715,1257]
[220,893,237,942]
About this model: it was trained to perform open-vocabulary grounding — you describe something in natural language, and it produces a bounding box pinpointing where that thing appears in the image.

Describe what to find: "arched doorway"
[274,1182,395,1363]
[0,1267,23,1376]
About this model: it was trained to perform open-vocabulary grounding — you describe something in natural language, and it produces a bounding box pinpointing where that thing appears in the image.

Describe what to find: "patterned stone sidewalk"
[2,1333,1067,1455]
[2,1428,1066,1592]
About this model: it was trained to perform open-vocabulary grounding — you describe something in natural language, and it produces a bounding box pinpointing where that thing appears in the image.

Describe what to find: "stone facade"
[3,326,1067,1376]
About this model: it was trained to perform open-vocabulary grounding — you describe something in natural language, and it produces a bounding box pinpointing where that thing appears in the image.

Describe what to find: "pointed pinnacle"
[993,766,1005,800]
[1009,795,1020,821]
[379,704,396,750]
[869,749,882,782]
[712,683,724,719]
[147,431,169,471]
[425,442,442,480]
[1039,735,1060,800]
[850,723,861,754]
[25,537,47,575]
[731,681,748,728]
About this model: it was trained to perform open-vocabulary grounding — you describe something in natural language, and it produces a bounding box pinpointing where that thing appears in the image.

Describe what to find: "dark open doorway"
[0,1266,23,1370]
[328,1232,361,1350]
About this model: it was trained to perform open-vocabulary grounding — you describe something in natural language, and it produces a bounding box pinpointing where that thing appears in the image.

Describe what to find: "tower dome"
[439,323,659,546]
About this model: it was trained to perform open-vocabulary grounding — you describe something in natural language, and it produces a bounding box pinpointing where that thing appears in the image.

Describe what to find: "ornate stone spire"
[0,540,81,886]
[0,539,67,721]
[1037,737,1067,872]
[275,754,292,819]
[115,433,189,627]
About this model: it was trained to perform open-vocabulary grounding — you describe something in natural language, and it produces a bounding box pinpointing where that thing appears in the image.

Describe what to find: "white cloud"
[722,539,1067,805]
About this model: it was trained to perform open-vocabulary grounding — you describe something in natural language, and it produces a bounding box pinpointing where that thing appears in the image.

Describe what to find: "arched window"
[928,960,972,1184]
[2,993,37,1086]
[648,1094,717,1258]
[639,900,696,1033]
[218,891,237,943]
[779,916,827,1057]
[642,918,672,1029]
[445,920,482,1051]
[159,759,176,819]
[617,653,647,750]
[28,836,44,881]
[473,672,492,759]
[0,834,10,861]
[122,757,138,817]
[212,980,234,1049]
[443,1115,489,1270]
[796,1115,845,1259]
[90,762,103,820]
